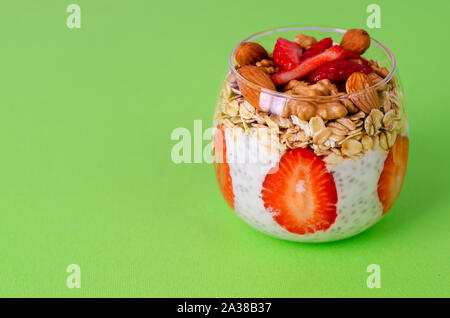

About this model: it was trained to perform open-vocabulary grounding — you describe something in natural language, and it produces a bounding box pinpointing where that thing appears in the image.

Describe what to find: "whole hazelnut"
[340,29,371,55]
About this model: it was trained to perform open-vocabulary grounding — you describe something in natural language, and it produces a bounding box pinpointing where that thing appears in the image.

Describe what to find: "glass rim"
[228,26,397,101]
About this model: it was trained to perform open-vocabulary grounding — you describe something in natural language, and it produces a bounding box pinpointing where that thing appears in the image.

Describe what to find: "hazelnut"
[340,29,371,55]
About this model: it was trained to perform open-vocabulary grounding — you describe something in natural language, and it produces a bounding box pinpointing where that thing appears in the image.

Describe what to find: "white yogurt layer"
[225,130,388,242]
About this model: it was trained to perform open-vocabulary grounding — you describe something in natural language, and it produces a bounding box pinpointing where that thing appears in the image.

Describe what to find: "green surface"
[0,0,448,297]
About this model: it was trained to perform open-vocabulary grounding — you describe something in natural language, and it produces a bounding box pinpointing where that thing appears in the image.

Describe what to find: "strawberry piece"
[262,148,338,235]
[343,50,370,66]
[271,45,346,86]
[214,125,234,209]
[307,59,372,83]
[300,37,333,61]
[273,38,303,71]
[377,136,409,215]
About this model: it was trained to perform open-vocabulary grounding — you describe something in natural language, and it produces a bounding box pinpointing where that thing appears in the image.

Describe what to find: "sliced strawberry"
[300,37,333,61]
[214,125,234,209]
[377,136,409,215]
[262,148,338,235]
[273,38,303,71]
[307,59,372,83]
[343,50,370,66]
[271,45,346,86]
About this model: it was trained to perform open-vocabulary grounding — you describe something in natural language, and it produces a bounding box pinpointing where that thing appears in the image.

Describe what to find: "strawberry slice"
[377,136,409,215]
[300,37,333,61]
[307,59,372,83]
[214,125,234,209]
[262,148,338,235]
[271,45,346,86]
[273,38,303,71]
[343,50,370,66]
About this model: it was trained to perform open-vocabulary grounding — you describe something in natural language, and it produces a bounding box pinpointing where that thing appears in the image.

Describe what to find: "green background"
[0,0,448,297]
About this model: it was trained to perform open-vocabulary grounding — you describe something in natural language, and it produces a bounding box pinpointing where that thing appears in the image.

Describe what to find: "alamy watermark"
[171,120,280,168]
[66,4,81,29]
[366,4,381,29]
[366,264,381,288]
[66,264,81,288]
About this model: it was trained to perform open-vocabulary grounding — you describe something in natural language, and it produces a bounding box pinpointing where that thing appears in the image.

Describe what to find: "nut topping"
[237,65,276,110]
[346,72,380,113]
[294,34,317,49]
[216,29,404,163]
[340,29,371,55]
[235,42,269,66]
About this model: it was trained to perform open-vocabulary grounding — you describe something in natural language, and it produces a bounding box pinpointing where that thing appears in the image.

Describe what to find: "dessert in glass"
[213,27,409,242]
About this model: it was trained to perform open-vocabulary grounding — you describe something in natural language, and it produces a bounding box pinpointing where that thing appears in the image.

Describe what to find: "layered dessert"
[213,28,409,242]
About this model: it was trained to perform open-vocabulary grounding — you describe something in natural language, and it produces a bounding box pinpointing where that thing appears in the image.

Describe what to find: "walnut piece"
[294,34,317,50]
[255,59,279,75]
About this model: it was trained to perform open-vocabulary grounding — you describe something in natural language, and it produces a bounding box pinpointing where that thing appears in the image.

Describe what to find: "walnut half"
[281,79,348,120]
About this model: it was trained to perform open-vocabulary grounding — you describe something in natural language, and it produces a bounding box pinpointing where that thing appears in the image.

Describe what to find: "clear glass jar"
[213,27,409,242]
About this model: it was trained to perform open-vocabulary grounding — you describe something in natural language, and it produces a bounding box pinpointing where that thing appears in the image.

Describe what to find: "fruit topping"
[299,37,333,61]
[271,45,346,86]
[343,50,370,66]
[307,59,372,83]
[273,38,303,71]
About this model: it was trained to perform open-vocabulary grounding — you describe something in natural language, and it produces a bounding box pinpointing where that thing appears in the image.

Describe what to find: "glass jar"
[213,27,408,242]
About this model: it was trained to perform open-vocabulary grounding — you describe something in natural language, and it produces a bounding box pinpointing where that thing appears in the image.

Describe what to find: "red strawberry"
[377,136,409,215]
[273,38,303,71]
[307,59,372,83]
[300,37,333,61]
[271,45,346,86]
[343,50,370,66]
[262,148,338,235]
[214,125,234,209]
